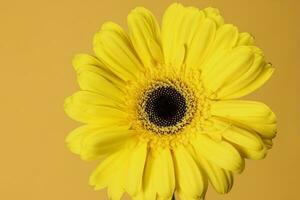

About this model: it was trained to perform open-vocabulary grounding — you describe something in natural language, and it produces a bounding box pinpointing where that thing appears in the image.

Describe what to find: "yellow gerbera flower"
[64,3,277,200]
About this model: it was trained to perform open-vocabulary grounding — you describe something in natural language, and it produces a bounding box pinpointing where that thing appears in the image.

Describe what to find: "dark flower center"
[145,86,187,127]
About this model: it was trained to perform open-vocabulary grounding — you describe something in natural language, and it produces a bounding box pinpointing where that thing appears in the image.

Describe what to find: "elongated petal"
[93,22,143,81]
[218,53,274,99]
[203,7,224,27]
[66,91,124,109]
[77,70,124,102]
[72,54,125,89]
[66,125,132,160]
[202,46,255,96]
[89,149,129,190]
[196,154,233,194]
[125,142,148,196]
[65,125,102,155]
[223,126,265,151]
[138,153,156,200]
[186,18,216,69]
[161,3,206,68]
[207,24,239,58]
[192,134,244,173]
[107,181,125,200]
[236,32,255,46]
[107,156,128,200]
[128,7,163,67]
[213,118,268,160]
[173,145,206,199]
[82,128,133,160]
[152,149,175,199]
[224,63,274,99]
[135,148,175,200]
[64,92,127,125]
[200,24,238,72]
[211,100,277,139]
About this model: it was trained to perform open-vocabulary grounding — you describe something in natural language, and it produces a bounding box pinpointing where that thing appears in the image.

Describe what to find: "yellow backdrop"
[0,0,299,199]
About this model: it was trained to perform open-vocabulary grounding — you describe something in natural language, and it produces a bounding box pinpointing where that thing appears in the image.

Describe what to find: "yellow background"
[0,0,299,199]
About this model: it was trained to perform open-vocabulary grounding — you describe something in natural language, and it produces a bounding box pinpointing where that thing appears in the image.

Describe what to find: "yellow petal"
[89,149,129,190]
[173,145,206,199]
[186,18,216,69]
[72,54,124,89]
[211,100,277,139]
[125,142,148,196]
[93,22,143,81]
[196,154,233,194]
[202,24,239,66]
[202,46,255,95]
[212,118,265,151]
[65,125,102,155]
[223,126,265,151]
[142,173,156,200]
[225,63,274,99]
[216,53,264,98]
[76,70,124,102]
[64,92,127,125]
[66,125,132,160]
[107,156,128,200]
[192,134,244,173]
[209,118,267,160]
[152,148,175,199]
[82,127,133,160]
[127,7,163,67]
[107,182,125,200]
[161,3,205,68]
[236,32,255,46]
[203,7,224,27]
[237,145,267,160]
[214,50,274,99]
[139,150,156,200]
[66,91,124,109]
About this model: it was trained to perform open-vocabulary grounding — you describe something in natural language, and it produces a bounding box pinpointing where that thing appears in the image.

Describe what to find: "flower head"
[65,3,277,200]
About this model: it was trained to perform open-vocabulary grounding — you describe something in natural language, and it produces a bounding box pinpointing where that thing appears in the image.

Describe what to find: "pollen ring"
[138,80,197,134]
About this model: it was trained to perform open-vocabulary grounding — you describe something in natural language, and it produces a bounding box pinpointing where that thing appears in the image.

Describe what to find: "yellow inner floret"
[124,65,212,149]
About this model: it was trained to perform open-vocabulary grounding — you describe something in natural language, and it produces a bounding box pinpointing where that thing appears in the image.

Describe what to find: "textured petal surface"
[173,145,206,199]
[191,134,244,173]
[107,157,128,200]
[199,20,274,99]
[93,22,143,81]
[210,118,268,160]
[137,152,156,200]
[205,24,239,59]
[66,125,132,160]
[236,32,255,46]
[152,149,175,199]
[72,54,125,89]
[203,7,224,27]
[185,17,216,70]
[64,91,127,124]
[125,142,148,196]
[224,63,274,99]
[76,69,125,102]
[136,148,175,200]
[161,3,206,68]
[89,149,129,190]
[211,100,277,139]
[128,7,163,67]
[196,154,233,194]
[202,46,255,96]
